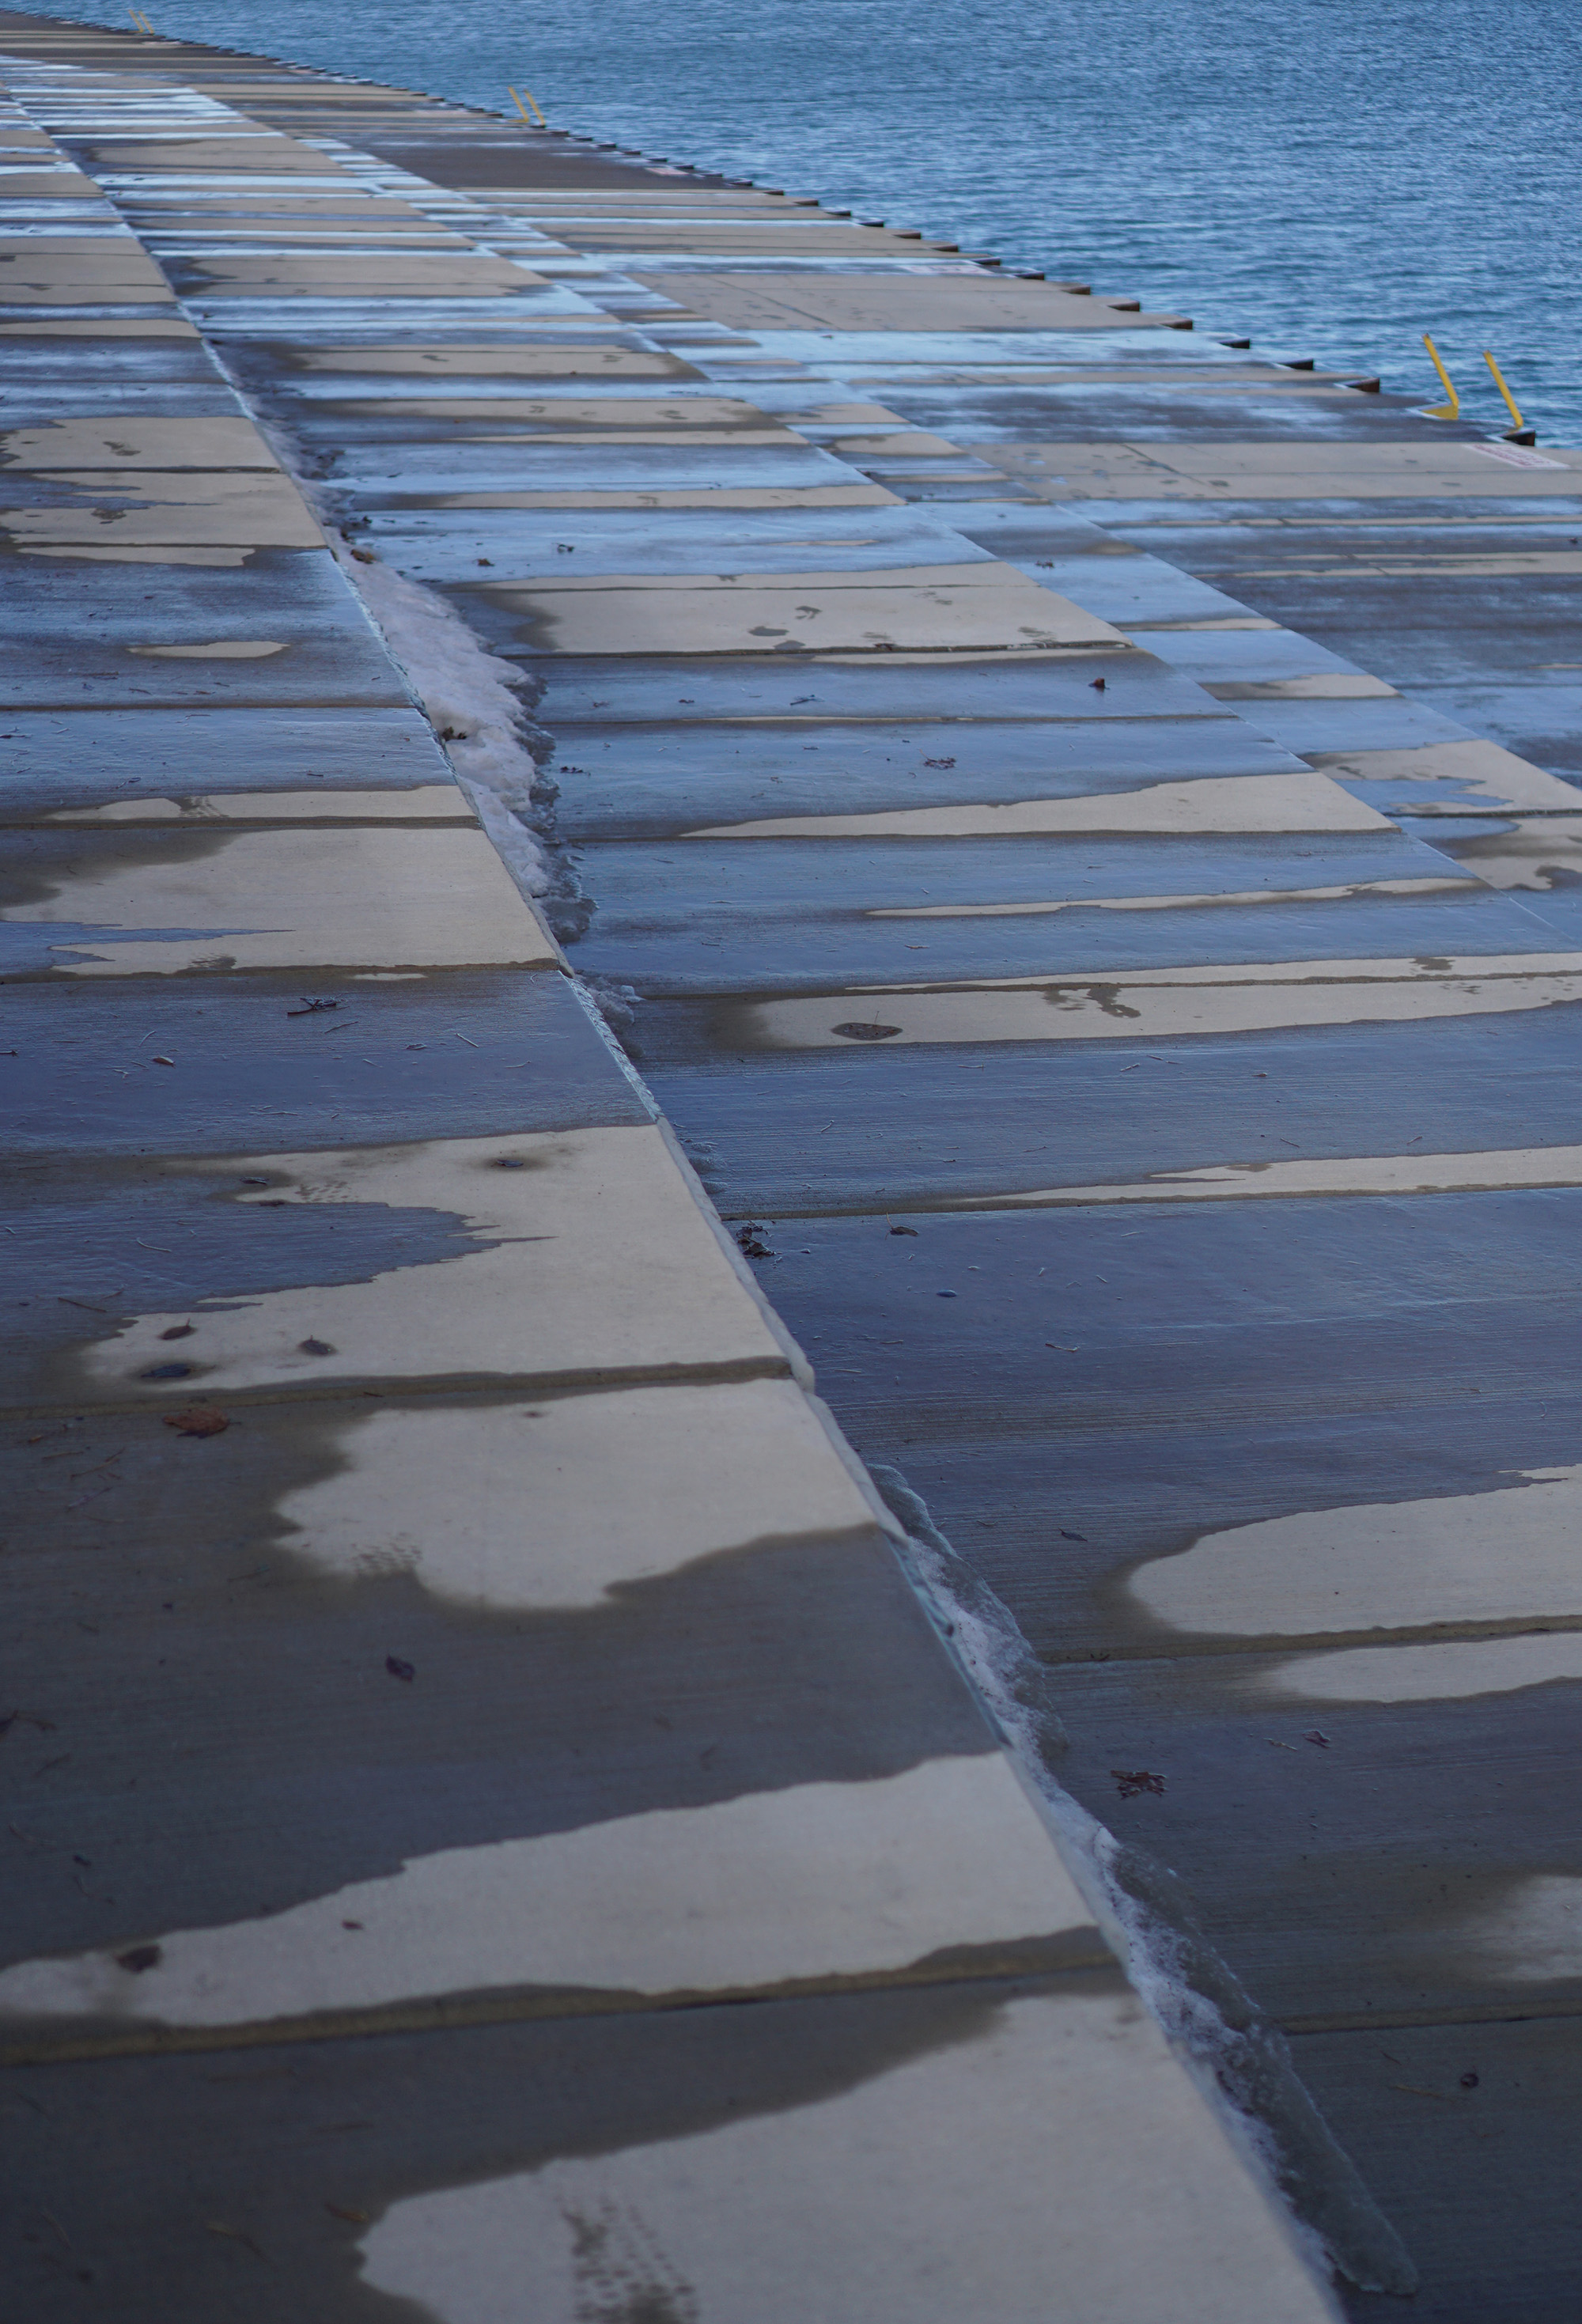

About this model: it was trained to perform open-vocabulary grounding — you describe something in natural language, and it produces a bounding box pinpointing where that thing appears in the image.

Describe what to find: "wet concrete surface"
[0,20,1351,2322]
[6,6,1580,2314]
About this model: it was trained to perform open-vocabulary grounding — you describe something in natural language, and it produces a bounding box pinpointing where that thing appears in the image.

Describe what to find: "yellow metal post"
[1421,334,1460,420]
[508,83,547,127]
[1484,351,1525,433]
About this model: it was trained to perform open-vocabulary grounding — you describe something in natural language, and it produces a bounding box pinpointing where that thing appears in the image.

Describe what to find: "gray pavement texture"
[2,13,1577,2322]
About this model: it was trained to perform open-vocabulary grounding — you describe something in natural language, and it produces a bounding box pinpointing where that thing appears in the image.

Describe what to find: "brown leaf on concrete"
[1111,1769,1165,1799]
[162,1407,229,1437]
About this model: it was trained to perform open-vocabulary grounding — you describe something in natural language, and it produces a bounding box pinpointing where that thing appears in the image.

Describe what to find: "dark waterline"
[37,0,1582,441]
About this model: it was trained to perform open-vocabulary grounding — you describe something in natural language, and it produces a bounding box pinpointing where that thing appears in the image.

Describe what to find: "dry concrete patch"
[951,1141,1582,1206]
[0,1755,1092,2027]
[10,823,553,975]
[1262,1636,1582,1705]
[635,272,1186,333]
[498,562,1124,656]
[80,1126,792,1395]
[688,769,1392,839]
[1308,736,1582,813]
[745,951,1582,1047]
[1131,1463,1582,1640]
[2,470,325,549]
[0,414,282,467]
[272,1378,884,1610]
[357,1987,1335,2324]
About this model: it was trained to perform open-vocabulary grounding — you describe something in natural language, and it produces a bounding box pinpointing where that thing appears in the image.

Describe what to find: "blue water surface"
[35,0,1582,439]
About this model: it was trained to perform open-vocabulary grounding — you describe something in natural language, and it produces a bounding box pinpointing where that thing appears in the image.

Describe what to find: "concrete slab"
[6,27,1538,2303]
[685,770,1387,840]
[493,564,1124,656]
[739,952,1582,1050]
[634,1011,1582,1216]
[0,412,296,468]
[547,716,1306,840]
[0,469,324,550]
[1311,737,1582,814]
[4,823,555,977]
[634,274,1187,331]
[80,137,353,171]
[0,706,452,812]
[533,645,1217,723]
[51,1125,792,1401]
[351,1983,1330,2324]
[0,547,407,704]
[1,967,650,1152]
[166,252,547,297]
[290,343,698,376]
[995,439,1582,501]
[373,504,984,581]
[0,1752,1095,2033]
[2,1982,1335,2323]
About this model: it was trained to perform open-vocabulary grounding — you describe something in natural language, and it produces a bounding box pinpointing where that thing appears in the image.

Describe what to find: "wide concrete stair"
[0,18,1357,2324]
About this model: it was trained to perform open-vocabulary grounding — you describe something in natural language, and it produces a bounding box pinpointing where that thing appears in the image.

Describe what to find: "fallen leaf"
[159,1323,196,1341]
[385,1656,415,1682]
[297,1338,335,1357]
[163,1407,229,1438]
[325,2203,369,2225]
[1111,1769,1165,1799]
[116,1944,161,1973]
[831,1022,902,1042]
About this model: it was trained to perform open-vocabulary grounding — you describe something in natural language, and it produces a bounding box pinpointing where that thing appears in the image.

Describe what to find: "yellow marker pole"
[1421,333,1460,421]
[1484,350,1526,433]
[508,83,547,127]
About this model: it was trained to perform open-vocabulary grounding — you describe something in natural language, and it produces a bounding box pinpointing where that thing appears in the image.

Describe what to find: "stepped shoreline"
[5,13,1581,2315]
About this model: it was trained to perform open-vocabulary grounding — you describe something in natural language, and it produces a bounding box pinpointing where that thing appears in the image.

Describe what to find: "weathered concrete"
[9,10,1582,2316]
[0,20,1352,2324]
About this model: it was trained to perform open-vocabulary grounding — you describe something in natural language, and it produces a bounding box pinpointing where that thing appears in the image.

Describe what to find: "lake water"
[36,0,1582,441]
